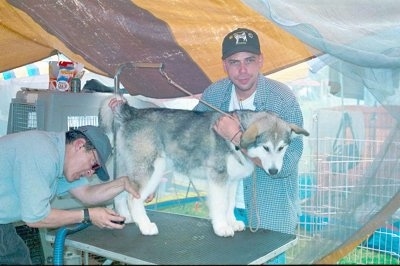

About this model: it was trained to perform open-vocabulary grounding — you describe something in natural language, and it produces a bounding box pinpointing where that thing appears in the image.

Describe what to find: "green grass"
[338,247,399,265]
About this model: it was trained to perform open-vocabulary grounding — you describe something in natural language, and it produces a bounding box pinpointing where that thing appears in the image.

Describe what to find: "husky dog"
[99,96,309,237]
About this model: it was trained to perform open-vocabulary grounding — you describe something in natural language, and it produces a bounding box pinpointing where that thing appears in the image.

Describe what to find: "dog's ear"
[289,123,310,138]
[240,123,258,149]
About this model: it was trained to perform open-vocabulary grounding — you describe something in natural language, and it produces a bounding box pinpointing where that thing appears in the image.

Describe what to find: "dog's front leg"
[227,180,245,232]
[127,196,158,235]
[208,180,235,237]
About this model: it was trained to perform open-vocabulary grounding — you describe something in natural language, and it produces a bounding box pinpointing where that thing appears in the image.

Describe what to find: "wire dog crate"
[289,106,400,264]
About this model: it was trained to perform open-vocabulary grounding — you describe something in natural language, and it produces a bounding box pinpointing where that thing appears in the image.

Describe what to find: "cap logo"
[233,31,248,45]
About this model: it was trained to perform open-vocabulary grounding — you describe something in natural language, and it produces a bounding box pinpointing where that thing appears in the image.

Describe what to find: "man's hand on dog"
[213,113,242,147]
[214,114,263,168]
[120,176,154,203]
[119,176,141,199]
[108,97,126,111]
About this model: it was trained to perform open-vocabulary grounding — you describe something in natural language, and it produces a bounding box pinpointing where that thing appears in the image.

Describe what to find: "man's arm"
[26,207,127,229]
[26,177,143,229]
[69,176,140,206]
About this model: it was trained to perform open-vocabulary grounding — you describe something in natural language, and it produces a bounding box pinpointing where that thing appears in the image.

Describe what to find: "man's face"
[64,139,100,182]
[223,52,263,94]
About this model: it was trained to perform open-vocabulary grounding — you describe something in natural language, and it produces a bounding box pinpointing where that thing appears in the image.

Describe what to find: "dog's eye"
[263,146,270,152]
[278,144,288,152]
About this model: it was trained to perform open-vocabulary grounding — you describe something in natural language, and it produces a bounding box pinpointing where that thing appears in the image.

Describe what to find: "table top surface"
[46,210,297,265]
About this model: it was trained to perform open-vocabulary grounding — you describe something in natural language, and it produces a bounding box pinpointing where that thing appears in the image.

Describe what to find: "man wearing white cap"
[0,125,142,264]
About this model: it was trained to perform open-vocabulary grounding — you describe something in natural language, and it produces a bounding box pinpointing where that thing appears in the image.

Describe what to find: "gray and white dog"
[99,96,309,237]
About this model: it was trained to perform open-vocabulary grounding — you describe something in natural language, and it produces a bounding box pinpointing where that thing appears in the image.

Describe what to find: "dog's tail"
[99,95,128,136]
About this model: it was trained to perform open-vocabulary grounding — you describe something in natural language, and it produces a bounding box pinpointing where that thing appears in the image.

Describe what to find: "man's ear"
[222,60,228,73]
[74,138,86,151]
[258,53,264,67]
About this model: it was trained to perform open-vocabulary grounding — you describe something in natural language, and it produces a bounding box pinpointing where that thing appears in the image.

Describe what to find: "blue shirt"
[0,130,88,224]
[194,74,304,234]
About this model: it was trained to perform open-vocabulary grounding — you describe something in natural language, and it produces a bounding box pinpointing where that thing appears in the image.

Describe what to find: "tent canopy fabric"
[1,0,399,106]
[1,0,313,98]
[246,0,400,116]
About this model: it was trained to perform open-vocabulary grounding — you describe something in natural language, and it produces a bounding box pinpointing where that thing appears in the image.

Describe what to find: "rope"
[248,170,260,232]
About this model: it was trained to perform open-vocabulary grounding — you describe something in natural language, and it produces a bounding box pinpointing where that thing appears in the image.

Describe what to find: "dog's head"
[239,113,309,176]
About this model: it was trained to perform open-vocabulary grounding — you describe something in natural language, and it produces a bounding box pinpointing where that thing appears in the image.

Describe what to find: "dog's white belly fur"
[115,152,253,237]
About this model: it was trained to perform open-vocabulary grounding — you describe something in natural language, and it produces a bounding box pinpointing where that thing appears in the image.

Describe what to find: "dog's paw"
[231,220,246,232]
[139,222,159,235]
[226,215,245,232]
[213,224,235,237]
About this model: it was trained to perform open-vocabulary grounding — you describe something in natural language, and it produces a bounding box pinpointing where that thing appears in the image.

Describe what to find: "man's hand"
[213,114,263,168]
[145,193,155,203]
[119,176,141,199]
[120,176,155,203]
[88,207,127,229]
[213,113,242,146]
[108,96,126,111]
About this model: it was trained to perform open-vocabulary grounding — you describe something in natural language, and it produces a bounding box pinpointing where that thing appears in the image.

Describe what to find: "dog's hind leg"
[128,157,166,235]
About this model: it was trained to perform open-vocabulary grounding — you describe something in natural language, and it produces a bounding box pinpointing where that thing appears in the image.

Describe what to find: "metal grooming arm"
[111,62,164,180]
[113,62,164,95]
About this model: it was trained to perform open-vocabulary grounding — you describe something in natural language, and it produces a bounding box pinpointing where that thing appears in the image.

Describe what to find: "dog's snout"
[268,168,279,176]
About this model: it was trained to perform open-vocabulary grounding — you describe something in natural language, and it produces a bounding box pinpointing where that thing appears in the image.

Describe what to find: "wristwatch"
[82,208,91,224]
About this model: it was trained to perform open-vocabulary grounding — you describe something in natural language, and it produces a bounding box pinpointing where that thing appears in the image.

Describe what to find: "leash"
[248,170,260,232]
[112,62,244,130]
[159,66,244,131]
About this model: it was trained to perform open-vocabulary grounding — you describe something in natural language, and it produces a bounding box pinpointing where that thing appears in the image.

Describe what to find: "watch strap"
[82,208,91,224]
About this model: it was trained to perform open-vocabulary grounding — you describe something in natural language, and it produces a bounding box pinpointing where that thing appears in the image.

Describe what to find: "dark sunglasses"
[91,149,101,171]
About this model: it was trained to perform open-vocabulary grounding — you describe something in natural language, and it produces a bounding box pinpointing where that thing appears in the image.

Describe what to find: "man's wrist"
[230,130,242,147]
[82,208,91,224]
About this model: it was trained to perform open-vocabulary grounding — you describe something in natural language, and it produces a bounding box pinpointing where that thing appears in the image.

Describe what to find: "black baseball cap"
[222,28,261,59]
[76,125,112,181]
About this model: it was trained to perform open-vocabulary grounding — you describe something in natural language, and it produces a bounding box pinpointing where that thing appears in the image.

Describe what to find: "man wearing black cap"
[194,28,305,264]
[0,125,141,264]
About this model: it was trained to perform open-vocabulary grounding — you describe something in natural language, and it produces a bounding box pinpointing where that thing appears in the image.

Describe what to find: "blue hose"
[53,222,91,265]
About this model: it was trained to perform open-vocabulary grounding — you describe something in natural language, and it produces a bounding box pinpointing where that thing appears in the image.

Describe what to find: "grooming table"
[46,210,297,265]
